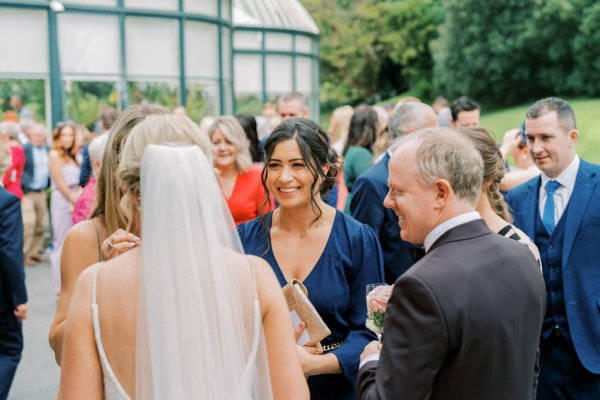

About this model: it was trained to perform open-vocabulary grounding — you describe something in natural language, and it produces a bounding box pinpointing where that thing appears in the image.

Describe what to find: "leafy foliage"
[0,79,46,121]
[434,0,600,105]
[570,2,600,95]
[300,0,443,105]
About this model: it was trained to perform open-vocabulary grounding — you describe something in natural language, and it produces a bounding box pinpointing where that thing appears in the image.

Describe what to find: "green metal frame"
[231,26,320,118]
[0,0,320,124]
[0,0,231,126]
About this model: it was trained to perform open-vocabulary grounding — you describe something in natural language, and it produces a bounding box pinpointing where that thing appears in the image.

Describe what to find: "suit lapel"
[562,161,598,267]
[519,177,541,240]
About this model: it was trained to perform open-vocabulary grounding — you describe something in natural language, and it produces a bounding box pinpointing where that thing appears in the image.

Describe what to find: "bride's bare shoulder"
[95,247,140,283]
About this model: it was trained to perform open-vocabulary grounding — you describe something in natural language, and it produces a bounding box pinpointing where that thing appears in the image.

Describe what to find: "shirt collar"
[540,155,579,190]
[423,211,481,252]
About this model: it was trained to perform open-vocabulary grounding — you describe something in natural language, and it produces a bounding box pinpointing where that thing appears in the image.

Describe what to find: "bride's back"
[93,248,139,398]
[94,247,259,399]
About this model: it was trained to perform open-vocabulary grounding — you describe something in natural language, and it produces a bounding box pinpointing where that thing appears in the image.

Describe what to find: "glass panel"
[185,22,219,78]
[234,31,262,50]
[234,55,262,93]
[186,81,219,122]
[128,81,179,109]
[63,0,117,6]
[59,14,120,75]
[296,57,312,93]
[0,79,46,123]
[64,81,119,128]
[184,0,218,15]
[296,36,313,54]
[221,0,231,21]
[266,56,292,93]
[126,17,179,77]
[222,28,232,80]
[235,95,262,116]
[0,9,48,74]
[266,33,293,51]
[125,0,177,11]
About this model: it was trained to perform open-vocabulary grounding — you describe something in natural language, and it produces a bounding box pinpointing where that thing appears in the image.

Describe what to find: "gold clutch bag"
[282,279,331,347]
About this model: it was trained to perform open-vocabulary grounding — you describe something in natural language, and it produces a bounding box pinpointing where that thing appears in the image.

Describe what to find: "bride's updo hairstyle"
[261,117,342,219]
[458,127,513,223]
[118,114,213,226]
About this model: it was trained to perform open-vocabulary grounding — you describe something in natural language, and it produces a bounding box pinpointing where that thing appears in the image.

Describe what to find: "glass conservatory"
[232,0,320,118]
[0,0,318,127]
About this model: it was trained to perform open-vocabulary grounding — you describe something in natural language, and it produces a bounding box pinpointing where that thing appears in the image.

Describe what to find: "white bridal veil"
[135,144,272,399]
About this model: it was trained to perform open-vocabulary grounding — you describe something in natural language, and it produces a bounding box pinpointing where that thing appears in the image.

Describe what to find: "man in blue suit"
[21,123,50,265]
[0,141,28,400]
[507,97,600,399]
[350,102,438,283]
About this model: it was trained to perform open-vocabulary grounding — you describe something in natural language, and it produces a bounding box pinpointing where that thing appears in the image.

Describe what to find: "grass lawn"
[481,98,600,164]
[320,97,600,163]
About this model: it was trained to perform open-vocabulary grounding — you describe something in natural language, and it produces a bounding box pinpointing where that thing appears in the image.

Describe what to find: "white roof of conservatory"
[233,0,319,35]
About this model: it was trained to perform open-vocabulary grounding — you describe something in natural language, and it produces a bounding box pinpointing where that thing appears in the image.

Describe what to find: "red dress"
[2,145,25,199]
[226,165,271,225]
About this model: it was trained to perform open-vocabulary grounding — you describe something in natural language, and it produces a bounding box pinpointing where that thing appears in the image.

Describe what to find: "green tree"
[300,0,442,105]
[569,2,600,95]
[433,0,536,105]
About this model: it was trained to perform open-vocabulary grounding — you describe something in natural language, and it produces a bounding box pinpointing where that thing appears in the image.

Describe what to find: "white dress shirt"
[538,156,579,224]
[423,211,481,252]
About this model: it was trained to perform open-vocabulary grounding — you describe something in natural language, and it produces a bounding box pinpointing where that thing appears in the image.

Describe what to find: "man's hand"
[500,128,522,159]
[360,340,381,362]
[14,304,28,321]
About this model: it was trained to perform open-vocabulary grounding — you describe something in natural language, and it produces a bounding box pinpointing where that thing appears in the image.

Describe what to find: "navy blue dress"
[238,211,384,400]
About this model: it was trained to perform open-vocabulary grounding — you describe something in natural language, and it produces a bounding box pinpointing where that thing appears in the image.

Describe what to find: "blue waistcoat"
[535,204,570,341]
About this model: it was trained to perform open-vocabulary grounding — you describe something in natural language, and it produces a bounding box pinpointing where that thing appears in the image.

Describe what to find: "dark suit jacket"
[0,187,27,313]
[506,159,600,374]
[350,153,416,284]
[357,219,545,400]
[21,143,49,192]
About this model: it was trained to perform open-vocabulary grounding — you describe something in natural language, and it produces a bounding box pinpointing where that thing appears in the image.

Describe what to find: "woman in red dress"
[0,122,25,200]
[208,116,270,225]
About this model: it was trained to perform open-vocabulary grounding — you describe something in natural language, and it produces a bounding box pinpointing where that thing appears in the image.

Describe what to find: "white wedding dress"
[91,145,272,399]
[91,264,264,400]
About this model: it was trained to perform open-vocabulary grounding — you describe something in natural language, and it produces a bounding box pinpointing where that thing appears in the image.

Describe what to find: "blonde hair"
[0,140,12,177]
[330,105,353,143]
[91,104,169,233]
[207,116,253,172]
[119,114,213,200]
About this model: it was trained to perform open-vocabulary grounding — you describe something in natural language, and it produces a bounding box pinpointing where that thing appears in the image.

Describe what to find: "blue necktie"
[543,180,561,235]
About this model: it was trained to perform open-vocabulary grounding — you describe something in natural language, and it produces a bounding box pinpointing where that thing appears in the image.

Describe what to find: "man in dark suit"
[0,141,28,400]
[507,97,600,399]
[21,123,50,265]
[350,102,438,283]
[357,128,545,400]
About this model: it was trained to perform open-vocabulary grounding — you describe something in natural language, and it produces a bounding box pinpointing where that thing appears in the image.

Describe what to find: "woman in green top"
[342,105,378,212]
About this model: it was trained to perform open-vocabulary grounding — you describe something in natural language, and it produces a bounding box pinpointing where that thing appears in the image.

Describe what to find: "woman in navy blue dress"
[238,118,384,399]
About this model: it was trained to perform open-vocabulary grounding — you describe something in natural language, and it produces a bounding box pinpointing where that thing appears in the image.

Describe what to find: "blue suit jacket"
[506,159,600,374]
[350,152,416,284]
[0,187,27,313]
[21,143,50,192]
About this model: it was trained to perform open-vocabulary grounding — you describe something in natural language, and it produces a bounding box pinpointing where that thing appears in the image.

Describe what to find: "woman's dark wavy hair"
[342,104,378,156]
[260,118,342,227]
[235,112,262,163]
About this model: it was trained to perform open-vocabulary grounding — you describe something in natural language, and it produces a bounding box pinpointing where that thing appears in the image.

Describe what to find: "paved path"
[9,261,60,400]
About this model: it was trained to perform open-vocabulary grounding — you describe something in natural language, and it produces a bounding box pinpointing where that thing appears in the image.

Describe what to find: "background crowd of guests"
[0,91,598,399]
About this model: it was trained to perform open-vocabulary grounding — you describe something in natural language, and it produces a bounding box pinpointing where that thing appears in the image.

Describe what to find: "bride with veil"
[57,114,308,399]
